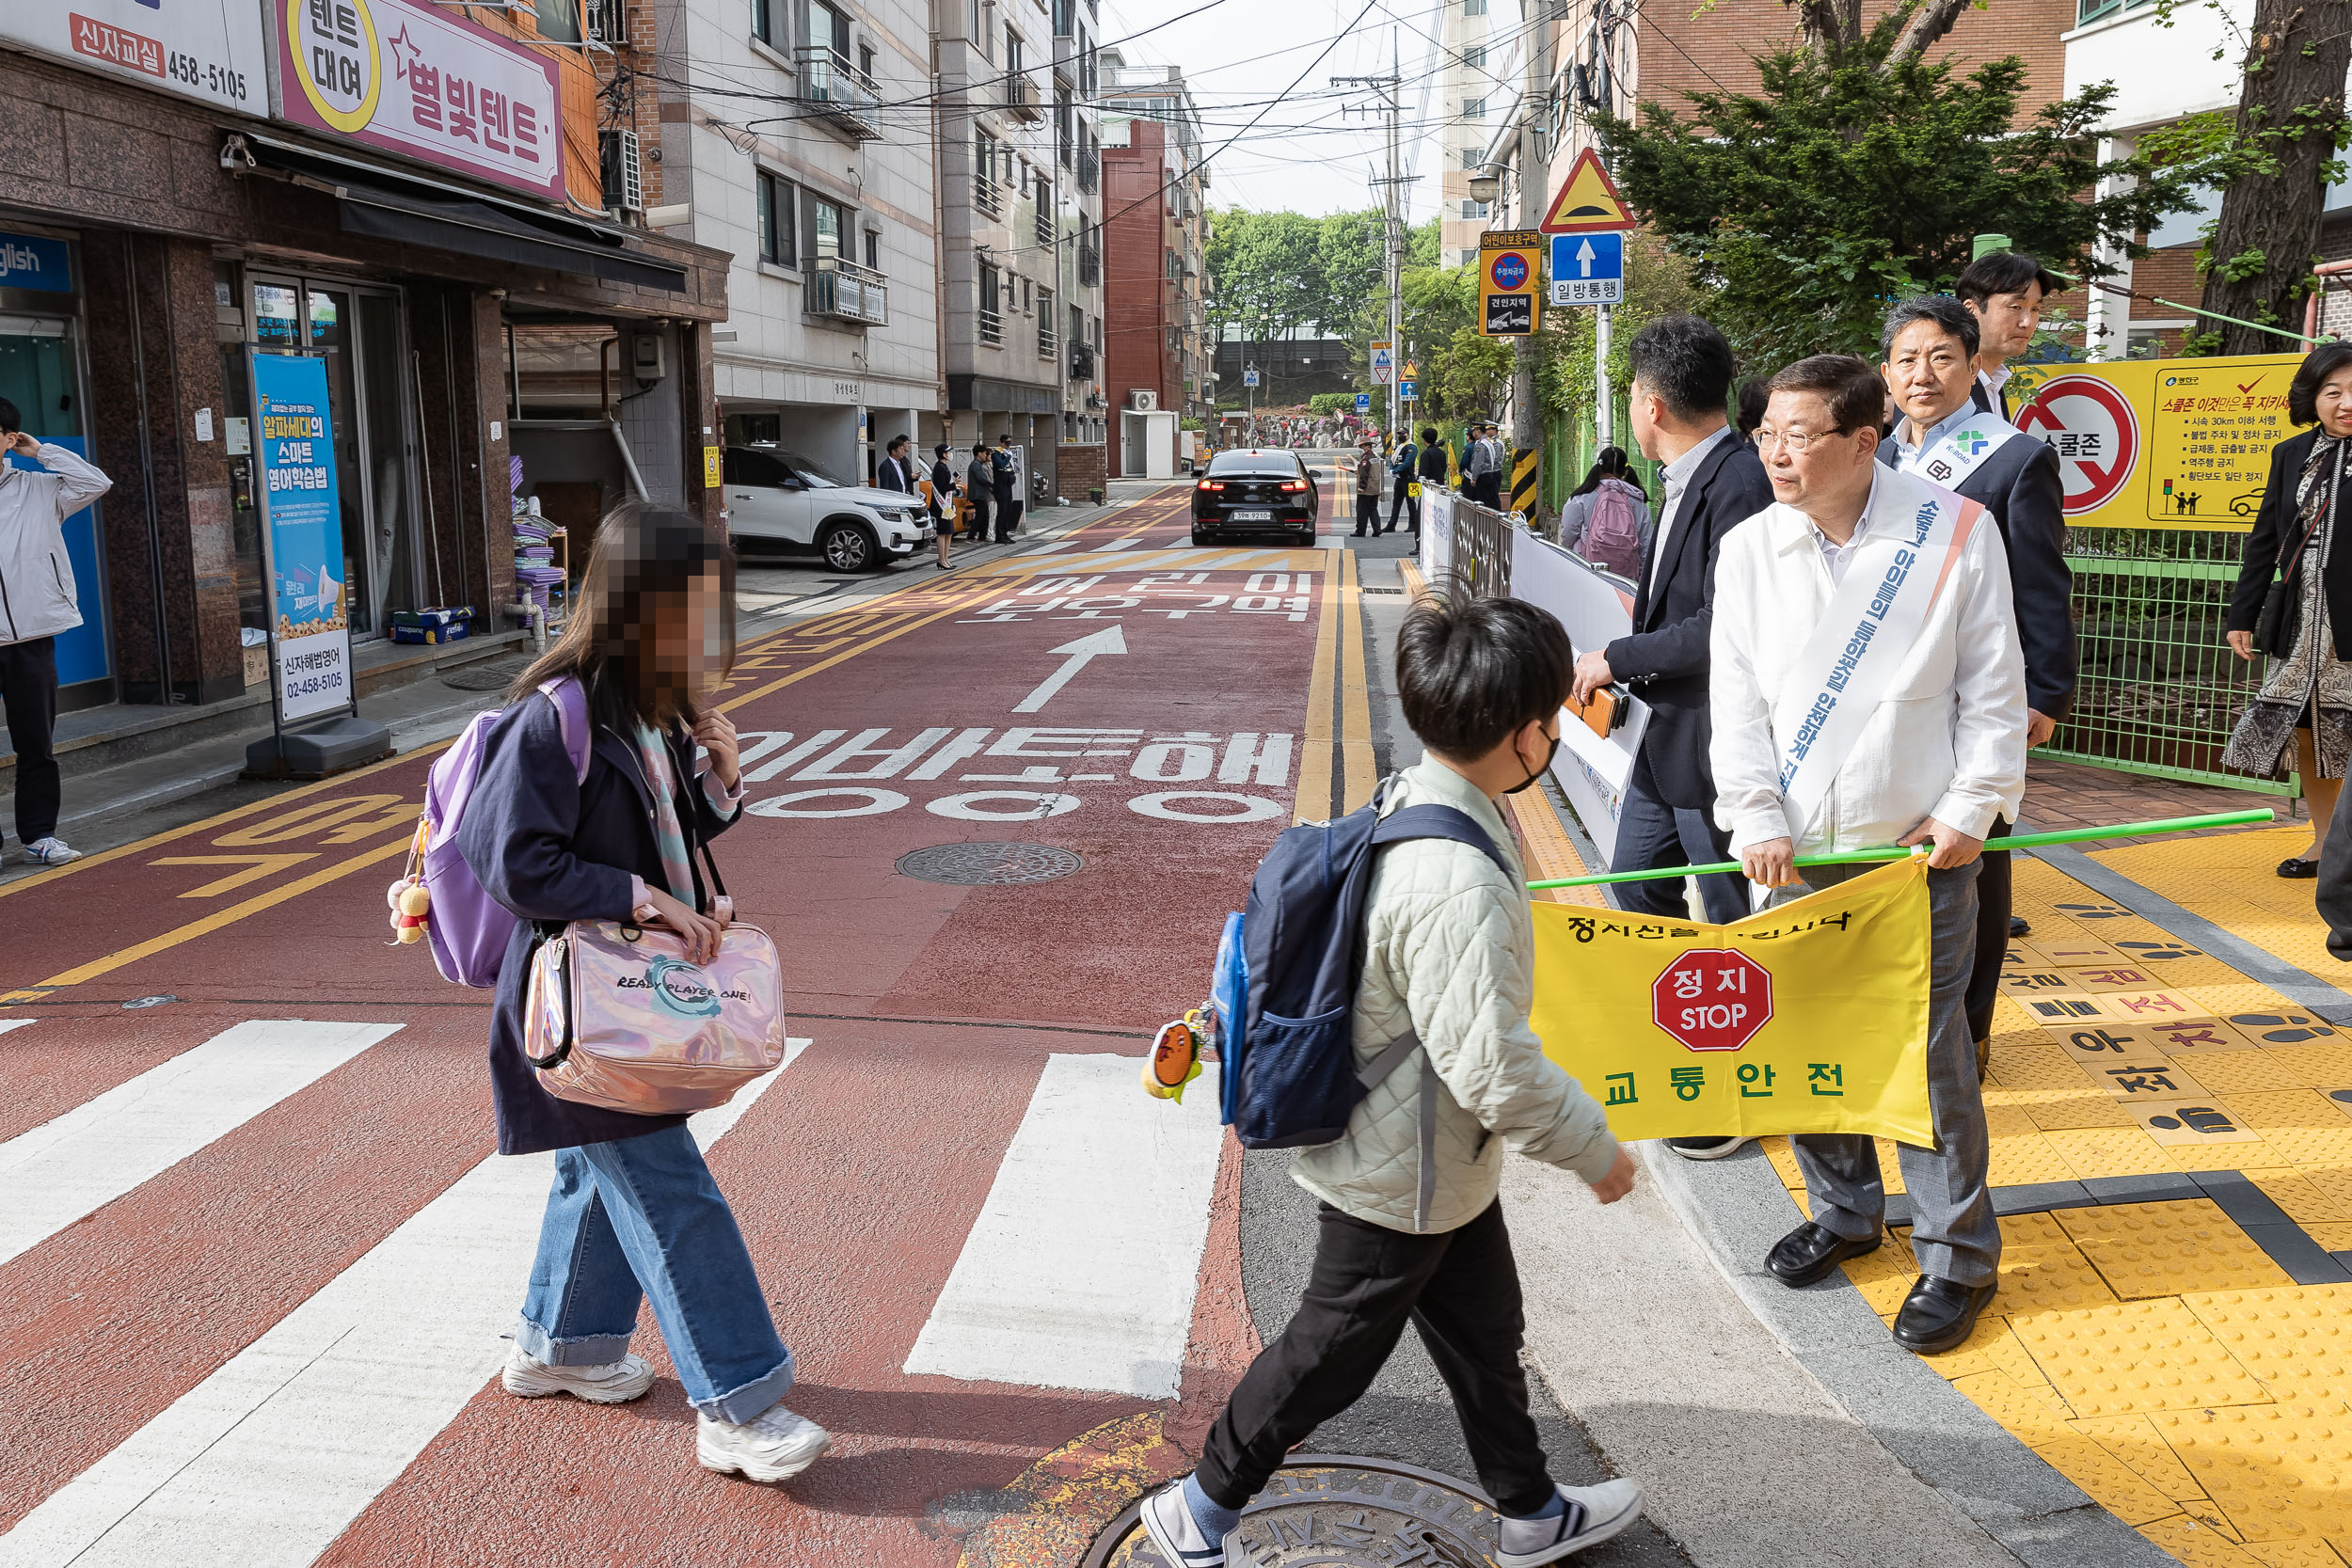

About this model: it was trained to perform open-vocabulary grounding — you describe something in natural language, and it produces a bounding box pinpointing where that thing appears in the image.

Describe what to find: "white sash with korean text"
[1774,484,1987,841]
[1895,411,2028,492]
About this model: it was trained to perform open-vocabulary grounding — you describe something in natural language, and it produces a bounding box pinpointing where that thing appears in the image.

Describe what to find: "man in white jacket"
[1141,594,1643,1568]
[1709,355,2026,1356]
[0,399,111,867]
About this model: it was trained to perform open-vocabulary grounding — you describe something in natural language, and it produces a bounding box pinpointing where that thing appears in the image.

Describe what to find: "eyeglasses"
[1752,427,1840,454]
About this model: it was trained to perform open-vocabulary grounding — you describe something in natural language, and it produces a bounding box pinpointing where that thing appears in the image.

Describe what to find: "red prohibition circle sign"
[1488,252,1530,292]
[2014,375,2139,515]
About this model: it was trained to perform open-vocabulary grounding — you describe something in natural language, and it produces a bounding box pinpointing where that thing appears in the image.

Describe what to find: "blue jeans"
[1612,754,1748,924]
[516,1123,794,1424]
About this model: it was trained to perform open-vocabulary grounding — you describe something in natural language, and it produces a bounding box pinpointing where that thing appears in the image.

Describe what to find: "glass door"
[304,285,374,636]
[355,291,421,619]
[0,311,109,695]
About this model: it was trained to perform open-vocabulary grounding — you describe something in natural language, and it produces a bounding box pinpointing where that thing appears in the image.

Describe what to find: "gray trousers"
[1775,860,2000,1288]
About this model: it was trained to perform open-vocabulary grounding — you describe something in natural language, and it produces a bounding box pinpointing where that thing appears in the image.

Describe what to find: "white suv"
[722,447,933,571]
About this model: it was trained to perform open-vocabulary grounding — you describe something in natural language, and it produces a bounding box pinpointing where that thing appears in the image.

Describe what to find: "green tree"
[1315,210,1388,339]
[1596,15,2205,366]
[1204,208,1324,350]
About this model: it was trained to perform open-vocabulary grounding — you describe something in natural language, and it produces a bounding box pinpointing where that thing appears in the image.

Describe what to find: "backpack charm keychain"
[1143,1007,1208,1102]
[387,820,432,945]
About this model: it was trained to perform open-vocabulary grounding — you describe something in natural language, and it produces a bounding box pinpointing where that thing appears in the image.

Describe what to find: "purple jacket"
[455,692,741,1155]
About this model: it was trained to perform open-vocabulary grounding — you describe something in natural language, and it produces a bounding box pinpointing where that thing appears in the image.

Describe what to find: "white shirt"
[1978,365,2011,407]
[1646,424,1732,596]
[1708,464,2026,857]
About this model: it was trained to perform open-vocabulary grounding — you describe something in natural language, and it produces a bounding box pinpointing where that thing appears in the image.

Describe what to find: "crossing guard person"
[1713,354,2026,1355]
[1876,296,2074,1071]
[0,403,110,867]
[1138,594,1645,1568]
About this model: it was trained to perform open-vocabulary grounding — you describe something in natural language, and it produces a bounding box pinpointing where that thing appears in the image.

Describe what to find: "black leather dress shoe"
[1891,1275,1997,1354]
[1766,1220,1881,1287]
[2280,857,2319,879]
[2009,914,2030,939]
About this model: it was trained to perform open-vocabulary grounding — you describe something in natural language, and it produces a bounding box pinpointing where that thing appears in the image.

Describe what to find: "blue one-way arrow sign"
[1549,230,1625,306]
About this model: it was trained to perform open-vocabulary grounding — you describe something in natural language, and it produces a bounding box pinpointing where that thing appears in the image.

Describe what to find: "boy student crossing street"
[1713,356,2026,1355]
[1877,296,2074,1068]
[1140,594,1645,1568]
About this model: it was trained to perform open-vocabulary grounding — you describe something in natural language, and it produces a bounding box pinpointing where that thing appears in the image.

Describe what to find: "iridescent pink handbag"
[523,917,787,1114]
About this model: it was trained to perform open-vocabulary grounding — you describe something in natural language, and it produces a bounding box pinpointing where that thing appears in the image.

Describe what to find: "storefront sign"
[2,2,267,114]
[2008,353,2305,532]
[249,352,354,723]
[0,233,73,294]
[275,0,565,202]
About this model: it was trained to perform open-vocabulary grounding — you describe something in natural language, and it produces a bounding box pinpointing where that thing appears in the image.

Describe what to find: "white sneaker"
[501,1344,655,1403]
[23,837,80,867]
[1138,1480,1227,1566]
[1494,1479,1645,1565]
[696,1402,833,1482]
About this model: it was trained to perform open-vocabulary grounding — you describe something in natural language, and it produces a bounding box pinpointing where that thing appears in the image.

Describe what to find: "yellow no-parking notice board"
[1529,857,1934,1144]
[2008,353,2304,531]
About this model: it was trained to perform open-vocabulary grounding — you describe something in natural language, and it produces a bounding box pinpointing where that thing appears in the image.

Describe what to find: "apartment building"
[931,0,1109,503]
[643,0,940,485]
[1438,0,1508,266]
[1098,54,1213,460]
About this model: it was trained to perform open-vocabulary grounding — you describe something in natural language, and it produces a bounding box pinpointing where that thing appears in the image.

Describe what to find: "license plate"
[918,528,936,541]
[1232,509,1273,521]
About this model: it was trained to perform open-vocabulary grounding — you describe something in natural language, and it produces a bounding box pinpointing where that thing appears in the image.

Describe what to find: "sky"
[1091,0,1531,223]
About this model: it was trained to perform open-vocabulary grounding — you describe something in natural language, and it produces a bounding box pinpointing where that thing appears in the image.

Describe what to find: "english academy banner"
[1529,855,1934,1143]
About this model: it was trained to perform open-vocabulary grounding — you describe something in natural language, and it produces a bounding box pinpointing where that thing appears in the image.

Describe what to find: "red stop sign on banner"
[1652,951,1772,1052]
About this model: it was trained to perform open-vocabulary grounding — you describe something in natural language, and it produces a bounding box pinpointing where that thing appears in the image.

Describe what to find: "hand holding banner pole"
[1524,809,2277,892]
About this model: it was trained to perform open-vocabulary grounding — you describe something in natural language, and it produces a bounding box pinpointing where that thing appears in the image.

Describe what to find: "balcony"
[1077,245,1100,286]
[1069,341,1096,381]
[975,178,1003,220]
[808,256,887,326]
[1038,321,1057,359]
[1006,75,1043,122]
[795,47,881,140]
[1053,31,1079,85]
[1078,145,1099,194]
[1035,207,1056,246]
[978,306,1004,346]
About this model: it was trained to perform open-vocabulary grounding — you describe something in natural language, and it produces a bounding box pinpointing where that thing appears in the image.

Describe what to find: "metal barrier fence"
[1445,495,1518,601]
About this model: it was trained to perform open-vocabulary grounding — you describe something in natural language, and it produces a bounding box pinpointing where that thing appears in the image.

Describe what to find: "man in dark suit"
[1955,251,2059,420]
[1570,316,1774,1158]
[1878,294,2075,1069]
[1414,425,1447,535]
[875,435,915,494]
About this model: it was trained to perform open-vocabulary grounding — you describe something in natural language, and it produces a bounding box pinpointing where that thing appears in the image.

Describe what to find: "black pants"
[993,491,1022,540]
[1195,1199,1553,1516]
[1354,493,1379,535]
[1389,478,1418,533]
[0,637,59,846]
[1613,752,1749,925]
[1470,474,1503,510]
[1964,816,2013,1043]
[965,491,992,539]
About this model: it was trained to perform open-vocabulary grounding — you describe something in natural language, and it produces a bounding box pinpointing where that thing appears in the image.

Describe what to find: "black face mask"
[1504,727,1562,794]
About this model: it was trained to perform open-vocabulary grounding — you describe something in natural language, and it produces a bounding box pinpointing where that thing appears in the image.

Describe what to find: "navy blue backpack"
[1210,783,1510,1149]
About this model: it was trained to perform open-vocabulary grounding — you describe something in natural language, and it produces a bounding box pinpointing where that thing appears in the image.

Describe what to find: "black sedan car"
[1192,449,1319,545]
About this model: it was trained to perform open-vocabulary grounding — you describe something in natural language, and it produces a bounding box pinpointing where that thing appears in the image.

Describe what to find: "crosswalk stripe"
[902,1052,1224,1400]
[0,1038,811,1568]
[0,1020,401,1269]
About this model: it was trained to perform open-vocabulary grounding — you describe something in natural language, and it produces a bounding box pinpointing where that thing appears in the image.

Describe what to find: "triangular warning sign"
[1541,149,1633,234]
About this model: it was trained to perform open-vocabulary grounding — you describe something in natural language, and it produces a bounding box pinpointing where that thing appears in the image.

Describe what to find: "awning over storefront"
[226,133,689,294]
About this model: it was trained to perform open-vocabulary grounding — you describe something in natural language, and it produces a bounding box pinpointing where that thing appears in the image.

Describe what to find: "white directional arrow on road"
[1012,625,1127,713]
[1576,238,1597,277]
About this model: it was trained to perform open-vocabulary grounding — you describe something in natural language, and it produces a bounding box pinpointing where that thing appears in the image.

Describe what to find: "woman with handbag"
[2225,342,2352,878]
[455,507,830,1484]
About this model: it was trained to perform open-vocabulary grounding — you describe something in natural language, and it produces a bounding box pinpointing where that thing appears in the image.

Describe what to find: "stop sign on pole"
[1652,950,1772,1052]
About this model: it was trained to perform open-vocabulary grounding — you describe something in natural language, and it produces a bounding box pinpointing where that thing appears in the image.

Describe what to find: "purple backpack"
[402,679,591,988]
[1582,477,1646,578]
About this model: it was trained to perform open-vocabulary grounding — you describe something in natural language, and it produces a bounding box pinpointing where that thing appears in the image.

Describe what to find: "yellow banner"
[2006,353,2304,533]
[1529,857,1932,1143]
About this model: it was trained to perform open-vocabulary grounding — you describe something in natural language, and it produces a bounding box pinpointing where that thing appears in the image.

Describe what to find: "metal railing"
[978,306,1004,346]
[1006,75,1042,119]
[1038,321,1057,358]
[808,255,887,326]
[1035,207,1055,246]
[974,178,1002,220]
[794,47,881,139]
[1069,342,1095,380]
[1078,145,1099,194]
[1077,244,1100,286]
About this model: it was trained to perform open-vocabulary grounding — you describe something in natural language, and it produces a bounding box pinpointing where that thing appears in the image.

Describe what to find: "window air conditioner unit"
[599,128,644,214]
[1129,388,1157,411]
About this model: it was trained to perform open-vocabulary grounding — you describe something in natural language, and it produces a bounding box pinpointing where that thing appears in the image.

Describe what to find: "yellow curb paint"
[1295,547,1343,826]
[1338,549,1376,813]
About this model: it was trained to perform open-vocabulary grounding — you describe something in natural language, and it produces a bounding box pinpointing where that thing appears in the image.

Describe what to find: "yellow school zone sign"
[1530,857,1934,1143]
[2007,352,2304,533]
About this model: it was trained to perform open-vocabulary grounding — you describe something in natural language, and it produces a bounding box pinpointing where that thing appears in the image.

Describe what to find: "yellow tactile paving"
[2252,1171,2352,1227]
[2072,1413,2215,1502]
[1988,1129,2084,1185]
[2242,1542,2352,1568]
[1996,1241,2121,1317]
[2184,1286,2352,1404]
[2307,1224,2352,1250]
[2198,1051,2328,1094]
[2013,1300,2272,1417]
[2094,826,2340,977]
[2151,1400,2352,1544]
[2054,1201,2296,1298]
[2007,1082,2141,1130]
[2139,1514,2268,1566]
[1950,1369,2075,1444]
[2048,1124,2184,1180]
[2033,1433,2191,1525]
[1991,1037,2099,1089]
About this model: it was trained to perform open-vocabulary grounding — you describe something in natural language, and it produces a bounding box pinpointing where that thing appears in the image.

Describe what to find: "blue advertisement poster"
[248,353,351,723]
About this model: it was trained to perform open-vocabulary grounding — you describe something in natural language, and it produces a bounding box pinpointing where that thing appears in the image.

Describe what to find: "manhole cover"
[1087,1456,1500,1568]
[896,842,1085,885]
[442,657,534,692]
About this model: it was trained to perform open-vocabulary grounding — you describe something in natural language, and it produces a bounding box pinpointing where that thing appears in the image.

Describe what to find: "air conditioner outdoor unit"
[599,128,644,214]
[1129,388,1158,411]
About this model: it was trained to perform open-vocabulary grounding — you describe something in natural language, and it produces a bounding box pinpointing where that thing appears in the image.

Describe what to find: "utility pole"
[1512,0,1557,510]
[1336,50,1414,447]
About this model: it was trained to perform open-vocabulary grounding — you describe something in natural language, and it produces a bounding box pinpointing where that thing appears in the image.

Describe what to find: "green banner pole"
[1524,808,2277,892]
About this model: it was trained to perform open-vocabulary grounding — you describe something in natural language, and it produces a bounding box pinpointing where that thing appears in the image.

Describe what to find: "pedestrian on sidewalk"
[927,441,959,569]
[1415,425,1447,532]
[1466,423,1505,510]
[1573,315,1772,1174]
[1878,296,2074,1069]
[1555,446,1648,575]
[1140,594,1645,1568]
[875,435,915,495]
[2226,341,2352,876]
[1352,437,1382,537]
[457,508,832,1485]
[964,442,995,545]
[0,400,110,868]
[1387,431,1420,534]
[1954,250,2058,420]
[1712,356,2026,1355]
[992,435,1025,541]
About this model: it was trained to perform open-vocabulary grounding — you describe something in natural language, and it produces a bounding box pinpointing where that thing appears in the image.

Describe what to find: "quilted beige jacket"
[1290,760,1622,1232]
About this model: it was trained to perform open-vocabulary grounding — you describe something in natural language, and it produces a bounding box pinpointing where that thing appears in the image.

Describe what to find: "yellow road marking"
[152,853,321,898]
[1339,549,1376,812]
[1295,547,1343,825]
